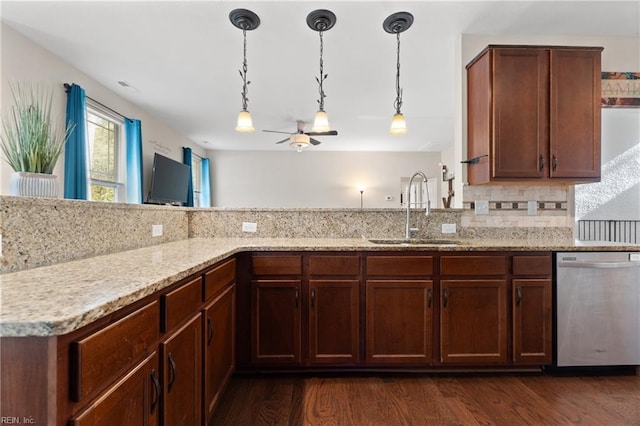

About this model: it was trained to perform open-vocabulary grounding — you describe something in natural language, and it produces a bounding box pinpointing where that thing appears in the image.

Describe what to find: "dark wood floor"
[211,371,640,425]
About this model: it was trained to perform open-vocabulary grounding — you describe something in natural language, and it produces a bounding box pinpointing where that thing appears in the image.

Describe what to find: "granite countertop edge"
[1,237,638,337]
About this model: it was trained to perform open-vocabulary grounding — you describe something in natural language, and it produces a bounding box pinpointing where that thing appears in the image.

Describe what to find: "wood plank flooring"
[210,371,640,425]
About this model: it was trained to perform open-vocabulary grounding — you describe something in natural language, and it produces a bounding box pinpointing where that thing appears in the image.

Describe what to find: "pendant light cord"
[316,29,328,112]
[239,28,250,112]
[394,30,403,114]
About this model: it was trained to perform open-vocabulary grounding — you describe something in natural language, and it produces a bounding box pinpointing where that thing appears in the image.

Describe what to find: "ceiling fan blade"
[275,137,290,144]
[263,129,293,135]
[306,130,338,136]
[309,138,322,146]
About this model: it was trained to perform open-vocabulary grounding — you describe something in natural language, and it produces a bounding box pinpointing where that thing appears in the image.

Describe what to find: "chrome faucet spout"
[405,171,431,239]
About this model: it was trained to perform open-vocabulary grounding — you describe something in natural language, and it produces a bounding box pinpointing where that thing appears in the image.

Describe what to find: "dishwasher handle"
[558,260,640,269]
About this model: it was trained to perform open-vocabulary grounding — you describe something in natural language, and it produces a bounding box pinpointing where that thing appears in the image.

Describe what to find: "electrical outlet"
[475,200,489,215]
[441,223,457,234]
[242,222,257,233]
[152,224,163,237]
[527,201,538,216]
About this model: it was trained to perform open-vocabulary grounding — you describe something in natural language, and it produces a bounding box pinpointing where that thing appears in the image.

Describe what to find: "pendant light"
[307,10,336,133]
[383,12,413,135]
[230,9,260,133]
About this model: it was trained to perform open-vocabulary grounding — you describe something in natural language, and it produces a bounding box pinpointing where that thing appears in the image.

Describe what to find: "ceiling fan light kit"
[307,9,336,134]
[230,9,260,133]
[384,11,413,136]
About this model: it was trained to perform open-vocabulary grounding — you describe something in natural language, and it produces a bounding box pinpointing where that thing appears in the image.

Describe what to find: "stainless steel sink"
[368,238,460,245]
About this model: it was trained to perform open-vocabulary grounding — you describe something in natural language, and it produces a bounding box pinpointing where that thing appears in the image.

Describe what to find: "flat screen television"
[148,153,191,205]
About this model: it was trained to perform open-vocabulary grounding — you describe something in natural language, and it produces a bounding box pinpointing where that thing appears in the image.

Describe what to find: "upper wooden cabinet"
[466,45,603,184]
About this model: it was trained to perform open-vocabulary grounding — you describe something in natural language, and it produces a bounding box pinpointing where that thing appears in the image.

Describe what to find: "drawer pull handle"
[168,353,177,392]
[150,369,160,413]
[443,288,449,308]
[427,288,432,308]
[207,317,214,345]
[516,287,523,305]
[539,155,545,172]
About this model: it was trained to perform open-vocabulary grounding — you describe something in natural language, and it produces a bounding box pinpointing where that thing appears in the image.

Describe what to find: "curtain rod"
[64,83,127,121]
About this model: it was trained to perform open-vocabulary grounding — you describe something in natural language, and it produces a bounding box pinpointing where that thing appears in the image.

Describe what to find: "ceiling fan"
[263,120,338,152]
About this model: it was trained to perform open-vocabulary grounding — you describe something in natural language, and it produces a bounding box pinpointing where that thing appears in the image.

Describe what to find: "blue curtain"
[182,147,194,207]
[124,119,143,204]
[64,84,88,199]
[201,157,211,207]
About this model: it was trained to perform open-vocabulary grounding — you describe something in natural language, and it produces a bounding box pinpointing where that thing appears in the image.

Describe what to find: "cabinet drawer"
[252,255,302,276]
[441,255,507,276]
[512,255,552,276]
[366,256,433,276]
[161,276,202,332]
[309,255,360,276]
[71,301,159,402]
[204,258,236,301]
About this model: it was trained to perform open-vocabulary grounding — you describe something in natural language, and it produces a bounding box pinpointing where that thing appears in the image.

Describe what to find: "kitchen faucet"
[405,171,431,239]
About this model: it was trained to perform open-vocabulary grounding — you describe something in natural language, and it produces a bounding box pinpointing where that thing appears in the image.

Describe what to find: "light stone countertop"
[1,237,638,337]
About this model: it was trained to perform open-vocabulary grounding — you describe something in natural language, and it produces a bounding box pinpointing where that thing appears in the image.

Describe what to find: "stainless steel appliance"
[556,251,640,367]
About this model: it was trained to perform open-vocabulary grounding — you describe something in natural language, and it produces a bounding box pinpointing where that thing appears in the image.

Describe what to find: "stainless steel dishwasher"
[556,251,640,367]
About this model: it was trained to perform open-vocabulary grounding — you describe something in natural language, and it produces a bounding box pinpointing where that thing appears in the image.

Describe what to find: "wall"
[458,34,640,228]
[209,150,443,208]
[0,22,206,199]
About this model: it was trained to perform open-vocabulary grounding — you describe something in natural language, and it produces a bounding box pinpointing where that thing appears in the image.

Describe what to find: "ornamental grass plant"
[1,81,73,174]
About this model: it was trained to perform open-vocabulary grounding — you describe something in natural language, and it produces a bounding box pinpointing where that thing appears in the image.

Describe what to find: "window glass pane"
[91,184,116,202]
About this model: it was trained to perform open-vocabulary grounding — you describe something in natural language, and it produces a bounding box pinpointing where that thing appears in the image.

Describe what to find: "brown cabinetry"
[203,259,236,423]
[466,45,602,184]
[365,255,433,365]
[512,254,552,365]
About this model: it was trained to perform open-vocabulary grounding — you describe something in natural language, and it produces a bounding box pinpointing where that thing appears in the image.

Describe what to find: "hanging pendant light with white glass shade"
[230,9,260,133]
[307,10,336,133]
[383,12,413,135]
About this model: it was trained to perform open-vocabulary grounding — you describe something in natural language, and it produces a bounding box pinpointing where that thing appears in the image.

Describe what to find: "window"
[86,102,125,202]
[191,154,202,207]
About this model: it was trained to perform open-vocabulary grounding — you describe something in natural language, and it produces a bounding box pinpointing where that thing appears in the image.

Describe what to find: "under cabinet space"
[70,301,160,402]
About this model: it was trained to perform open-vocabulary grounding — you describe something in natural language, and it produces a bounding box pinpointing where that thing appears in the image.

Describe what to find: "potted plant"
[1,81,74,197]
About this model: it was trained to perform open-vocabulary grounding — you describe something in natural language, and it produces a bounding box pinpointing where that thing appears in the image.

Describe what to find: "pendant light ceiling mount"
[229,9,260,31]
[383,11,413,34]
[306,9,336,32]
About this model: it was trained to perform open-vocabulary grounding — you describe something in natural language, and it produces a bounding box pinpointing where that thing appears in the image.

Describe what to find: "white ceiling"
[2,1,639,152]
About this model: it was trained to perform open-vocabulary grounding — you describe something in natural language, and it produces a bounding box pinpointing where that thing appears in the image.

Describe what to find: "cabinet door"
[69,352,160,426]
[493,48,549,179]
[203,283,235,423]
[440,280,508,365]
[251,280,301,365]
[550,49,601,179]
[308,280,359,365]
[513,279,552,365]
[365,280,433,365]
[161,313,202,426]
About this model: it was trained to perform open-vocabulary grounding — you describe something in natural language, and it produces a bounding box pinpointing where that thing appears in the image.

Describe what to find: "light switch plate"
[151,224,163,237]
[475,200,489,215]
[242,222,257,233]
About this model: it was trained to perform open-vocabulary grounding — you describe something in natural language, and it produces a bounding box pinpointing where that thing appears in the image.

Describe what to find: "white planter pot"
[9,172,60,198]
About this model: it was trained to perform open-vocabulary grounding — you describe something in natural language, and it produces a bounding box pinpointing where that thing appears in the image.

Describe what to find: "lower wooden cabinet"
[365,280,433,365]
[440,279,508,365]
[251,279,302,365]
[308,279,359,365]
[160,313,202,426]
[203,283,236,422]
[513,279,552,365]
[69,352,160,426]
